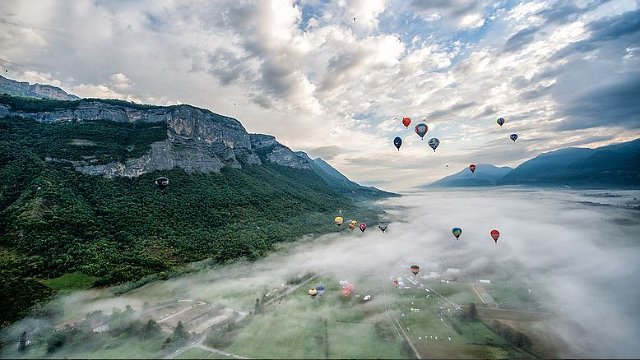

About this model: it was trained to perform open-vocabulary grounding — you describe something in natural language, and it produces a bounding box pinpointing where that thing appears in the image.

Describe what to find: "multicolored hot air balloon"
[490,229,500,243]
[348,220,357,231]
[410,265,420,275]
[497,117,505,127]
[415,123,428,140]
[335,216,344,227]
[452,227,462,239]
[359,223,367,233]
[308,288,318,297]
[510,134,518,142]
[402,117,411,128]
[379,224,388,233]
[469,164,476,173]
[428,138,440,152]
[339,280,354,297]
[155,177,169,190]
[394,137,402,151]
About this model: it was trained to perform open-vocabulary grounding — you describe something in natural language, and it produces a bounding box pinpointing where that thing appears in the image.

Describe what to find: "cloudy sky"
[1,0,638,191]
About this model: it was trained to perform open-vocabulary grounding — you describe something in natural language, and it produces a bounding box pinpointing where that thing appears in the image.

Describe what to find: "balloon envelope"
[402,117,411,128]
[415,123,428,140]
[154,177,169,190]
[469,164,476,173]
[379,224,388,232]
[393,137,402,151]
[359,223,367,232]
[428,138,440,151]
[510,134,518,142]
[452,227,462,239]
[490,229,500,243]
[497,117,505,127]
[335,216,344,226]
[308,288,318,296]
[410,265,420,275]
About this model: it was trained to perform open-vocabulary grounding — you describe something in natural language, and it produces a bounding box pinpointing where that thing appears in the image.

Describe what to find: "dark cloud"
[428,101,477,118]
[305,145,344,161]
[503,26,541,53]
[556,76,640,131]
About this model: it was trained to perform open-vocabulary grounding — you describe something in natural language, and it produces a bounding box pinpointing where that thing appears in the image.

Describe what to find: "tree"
[173,321,189,340]
[17,331,27,352]
[468,302,479,321]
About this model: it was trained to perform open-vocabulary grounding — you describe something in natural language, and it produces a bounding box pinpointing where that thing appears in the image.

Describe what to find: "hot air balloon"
[394,137,402,151]
[415,123,428,140]
[154,177,169,190]
[316,284,325,295]
[379,224,388,233]
[452,227,462,239]
[510,134,518,142]
[339,281,354,297]
[335,216,344,227]
[490,229,500,243]
[428,138,440,152]
[363,295,372,302]
[308,288,318,297]
[348,220,357,231]
[469,164,476,173]
[402,117,411,128]
[410,265,420,275]
[497,117,505,127]
[359,223,367,233]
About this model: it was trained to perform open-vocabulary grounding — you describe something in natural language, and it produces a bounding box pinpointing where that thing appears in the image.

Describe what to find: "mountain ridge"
[425,139,640,188]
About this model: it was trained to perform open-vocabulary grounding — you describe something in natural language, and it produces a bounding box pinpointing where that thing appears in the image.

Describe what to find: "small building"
[478,279,491,284]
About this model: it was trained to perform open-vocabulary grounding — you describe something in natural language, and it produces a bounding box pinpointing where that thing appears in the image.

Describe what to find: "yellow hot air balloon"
[308,288,318,297]
[335,216,344,227]
[348,220,357,231]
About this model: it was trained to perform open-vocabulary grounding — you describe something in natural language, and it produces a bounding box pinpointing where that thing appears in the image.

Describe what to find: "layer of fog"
[4,188,640,358]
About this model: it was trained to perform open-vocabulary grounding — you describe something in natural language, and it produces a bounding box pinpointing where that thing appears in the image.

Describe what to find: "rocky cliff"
[0,75,79,100]
[0,96,316,177]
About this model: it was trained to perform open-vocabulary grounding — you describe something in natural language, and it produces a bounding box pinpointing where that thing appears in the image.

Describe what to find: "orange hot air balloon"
[402,117,411,128]
[490,229,500,243]
[469,164,476,173]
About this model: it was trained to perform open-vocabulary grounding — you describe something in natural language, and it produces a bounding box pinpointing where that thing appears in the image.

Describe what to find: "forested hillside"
[0,115,386,326]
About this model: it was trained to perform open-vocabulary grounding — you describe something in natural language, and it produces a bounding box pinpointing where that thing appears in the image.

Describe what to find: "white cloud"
[0,0,637,191]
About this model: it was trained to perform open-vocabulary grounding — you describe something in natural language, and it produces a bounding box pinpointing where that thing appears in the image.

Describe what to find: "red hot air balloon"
[359,223,367,233]
[490,229,500,243]
[402,117,411,128]
[469,164,476,173]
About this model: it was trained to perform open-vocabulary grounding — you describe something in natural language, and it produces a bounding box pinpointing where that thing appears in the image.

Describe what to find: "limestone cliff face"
[2,99,309,177]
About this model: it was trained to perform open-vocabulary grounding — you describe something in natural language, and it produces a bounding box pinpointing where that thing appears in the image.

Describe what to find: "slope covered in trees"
[0,116,386,325]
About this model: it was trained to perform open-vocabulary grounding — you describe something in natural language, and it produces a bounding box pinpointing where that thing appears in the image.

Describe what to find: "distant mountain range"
[427,139,640,188]
[0,75,79,100]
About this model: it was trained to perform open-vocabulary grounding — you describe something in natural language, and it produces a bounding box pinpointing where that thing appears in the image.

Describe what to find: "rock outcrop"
[0,75,79,100]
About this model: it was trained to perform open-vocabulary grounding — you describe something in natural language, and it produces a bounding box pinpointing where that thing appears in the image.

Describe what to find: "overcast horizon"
[1,0,638,191]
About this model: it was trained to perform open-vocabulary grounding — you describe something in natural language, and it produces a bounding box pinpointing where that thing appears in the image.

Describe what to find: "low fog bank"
[3,189,639,358]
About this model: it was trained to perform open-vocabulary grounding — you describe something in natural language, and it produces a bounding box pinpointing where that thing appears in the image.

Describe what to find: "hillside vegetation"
[0,115,384,325]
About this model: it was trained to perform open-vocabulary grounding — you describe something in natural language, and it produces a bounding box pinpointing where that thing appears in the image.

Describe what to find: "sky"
[0,0,639,191]
[3,189,640,357]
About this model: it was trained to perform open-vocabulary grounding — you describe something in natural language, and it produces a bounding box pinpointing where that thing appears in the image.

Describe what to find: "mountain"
[426,139,640,188]
[0,89,393,325]
[499,139,640,187]
[0,75,79,100]
[427,164,514,187]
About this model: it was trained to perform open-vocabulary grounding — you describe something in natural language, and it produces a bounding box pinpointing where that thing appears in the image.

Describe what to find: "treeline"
[0,94,170,112]
[0,116,381,326]
[486,320,532,349]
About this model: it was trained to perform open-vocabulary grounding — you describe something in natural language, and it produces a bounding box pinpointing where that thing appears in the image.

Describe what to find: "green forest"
[0,114,386,326]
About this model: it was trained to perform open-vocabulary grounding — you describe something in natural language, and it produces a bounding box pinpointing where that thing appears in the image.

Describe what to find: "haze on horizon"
[0,0,638,191]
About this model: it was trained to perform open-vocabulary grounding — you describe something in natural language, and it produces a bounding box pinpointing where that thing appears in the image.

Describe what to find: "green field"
[224,279,408,359]
[42,272,100,292]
